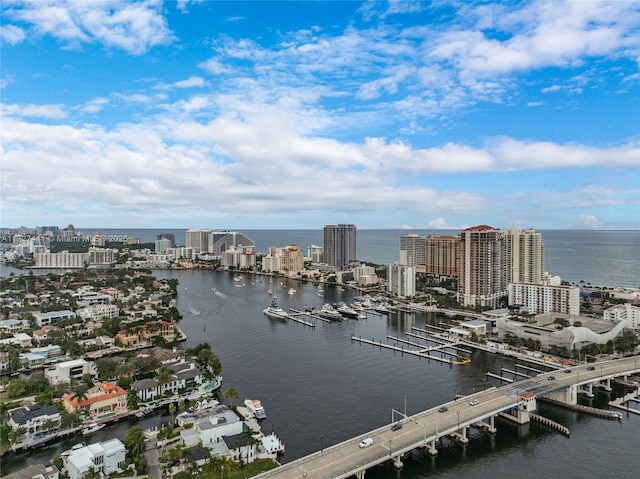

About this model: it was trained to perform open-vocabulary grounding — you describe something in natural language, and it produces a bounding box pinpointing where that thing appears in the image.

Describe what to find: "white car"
[359,438,373,448]
[469,399,479,406]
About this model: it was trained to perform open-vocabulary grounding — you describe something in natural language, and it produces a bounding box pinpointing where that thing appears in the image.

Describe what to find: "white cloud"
[427,217,456,229]
[542,85,561,93]
[2,0,174,54]
[0,24,26,44]
[576,214,605,229]
[527,101,543,107]
[174,76,207,88]
[2,103,66,119]
[78,97,109,113]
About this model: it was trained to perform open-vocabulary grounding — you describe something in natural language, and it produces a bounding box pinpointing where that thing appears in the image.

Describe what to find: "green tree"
[156,367,174,394]
[82,466,101,479]
[124,425,146,460]
[224,387,240,409]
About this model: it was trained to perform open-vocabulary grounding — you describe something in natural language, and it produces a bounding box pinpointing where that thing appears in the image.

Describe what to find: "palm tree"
[0,401,10,426]
[8,425,27,446]
[224,388,239,409]
[41,417,59,434]
[169,403,177,424]
[156,367,174,396]
[82,466,101,479]
[124,425,146,460]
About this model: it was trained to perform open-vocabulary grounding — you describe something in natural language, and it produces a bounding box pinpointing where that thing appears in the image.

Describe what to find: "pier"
[287,309,316,327]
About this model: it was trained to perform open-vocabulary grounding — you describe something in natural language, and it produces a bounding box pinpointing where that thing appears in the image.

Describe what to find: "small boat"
[244,399,266,419]
[82,423,105,435]
[234,276,242,282]
[263,299,289,321]
[288,288,296,295]
[268,289,273,295]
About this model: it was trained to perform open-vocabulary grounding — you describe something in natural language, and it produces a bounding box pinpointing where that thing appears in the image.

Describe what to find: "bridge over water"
[255,356,639,479]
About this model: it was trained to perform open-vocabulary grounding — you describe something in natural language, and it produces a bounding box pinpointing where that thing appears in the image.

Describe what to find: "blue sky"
[1,0,639,230]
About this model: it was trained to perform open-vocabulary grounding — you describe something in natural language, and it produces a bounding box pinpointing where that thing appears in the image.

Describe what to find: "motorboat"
[244,399,266,419]
[318,304,343,321]
[337,303,359,319]
[263,299,289,321]
[82,422,105,435]
[288,288,296,295]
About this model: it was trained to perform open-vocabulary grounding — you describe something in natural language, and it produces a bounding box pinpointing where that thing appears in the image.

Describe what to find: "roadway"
[255,356,640,479]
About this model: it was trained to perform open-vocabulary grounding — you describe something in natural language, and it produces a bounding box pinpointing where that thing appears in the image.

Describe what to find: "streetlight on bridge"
[319,434,324,452]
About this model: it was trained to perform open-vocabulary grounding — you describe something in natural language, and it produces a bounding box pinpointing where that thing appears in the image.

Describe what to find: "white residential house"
[45,358,95,386]
[76,304,119,321]
[33,310,76,327]
[9,404,61,437]
[179,405,243,450]
[0,319,28,334]
[65,439,126,479]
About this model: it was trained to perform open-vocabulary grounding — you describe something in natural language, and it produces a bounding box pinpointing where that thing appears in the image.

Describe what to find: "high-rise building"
[323,224,356,271]
[280,245,304,274]
[388,263,416,298]
[457,225,505,308]
[425,235,459,276]
[458,225,545,309]
[185,229,211,253]
[157,233,176,248]
[155,238,172,254]
[503,229,544,285]
[399,234,426,271]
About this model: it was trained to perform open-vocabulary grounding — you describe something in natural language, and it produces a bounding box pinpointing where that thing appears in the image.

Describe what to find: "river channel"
[2,268,638,478]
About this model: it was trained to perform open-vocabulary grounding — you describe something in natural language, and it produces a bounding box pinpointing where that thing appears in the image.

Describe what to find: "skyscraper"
[399,234,426,270]
[457,225,505,308]
[323,224,356,271]
[457,225,545,309]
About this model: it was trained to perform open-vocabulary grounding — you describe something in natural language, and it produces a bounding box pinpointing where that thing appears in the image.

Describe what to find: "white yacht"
[263,299,289,321]
[288,288,296,295]
[82,422,105,435]
[244,399,267,419]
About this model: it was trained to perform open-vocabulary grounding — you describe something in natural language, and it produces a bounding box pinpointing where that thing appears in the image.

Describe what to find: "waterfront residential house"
[179,404,244,450]
[64,439,126,479]
[62,381,128,421]
[9,404,61,437]
[132,357,205,401]
[115,320,177,347]
[45,358,94,386]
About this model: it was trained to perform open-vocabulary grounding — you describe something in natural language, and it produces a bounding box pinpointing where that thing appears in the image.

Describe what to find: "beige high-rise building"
[457,225,506,308]
[425,235,459,276]
[503,228,544,285]
[458,225,545,309]
[280,245,304,274]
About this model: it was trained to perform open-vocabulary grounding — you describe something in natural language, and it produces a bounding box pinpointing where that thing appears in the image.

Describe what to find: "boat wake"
[213,289,230,301]
[188,307,201,316]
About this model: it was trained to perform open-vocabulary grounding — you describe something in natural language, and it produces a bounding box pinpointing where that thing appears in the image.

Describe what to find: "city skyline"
[2,1,639,230]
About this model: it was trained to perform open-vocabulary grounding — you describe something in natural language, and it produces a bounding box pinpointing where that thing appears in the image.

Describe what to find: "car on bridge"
[438,406,448,412]
[564,369,572,373]
[391,422,402,431]
[469,399,479,406]
[548,376,556,380]
[359,438,373,448]
[587,366,595,371]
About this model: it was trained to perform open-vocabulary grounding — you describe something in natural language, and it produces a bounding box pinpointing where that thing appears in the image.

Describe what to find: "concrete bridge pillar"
[459,427,469,444]
[356,470,366,479]
[487,415,497,434]
[427,438,438,456]
[604,378,612,392]
[585,382,594,398]
[392,455,404,469]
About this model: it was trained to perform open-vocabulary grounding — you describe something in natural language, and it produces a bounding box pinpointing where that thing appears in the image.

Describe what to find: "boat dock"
[288,309,317,327]
[351,335,454,364]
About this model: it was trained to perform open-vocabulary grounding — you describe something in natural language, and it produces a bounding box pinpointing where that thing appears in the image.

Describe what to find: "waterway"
[3,269,636,478]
